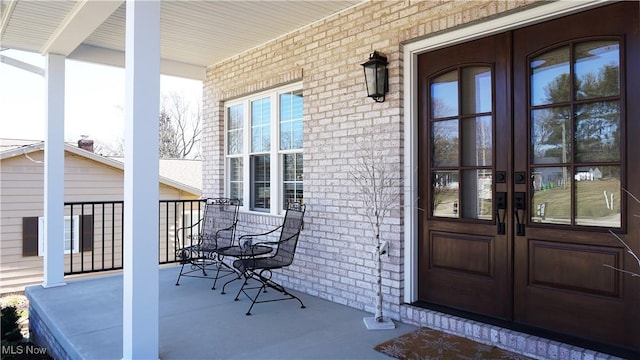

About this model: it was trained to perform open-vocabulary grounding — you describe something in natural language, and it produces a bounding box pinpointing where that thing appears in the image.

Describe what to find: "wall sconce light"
[361,51,388,103]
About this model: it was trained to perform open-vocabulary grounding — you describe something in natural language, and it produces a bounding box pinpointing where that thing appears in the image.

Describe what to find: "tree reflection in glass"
[531,107,571,164]
[575,101,620,162]
[432,120,458,167]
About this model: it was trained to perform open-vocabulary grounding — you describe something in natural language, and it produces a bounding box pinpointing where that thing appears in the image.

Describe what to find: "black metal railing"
[64,199,205,275]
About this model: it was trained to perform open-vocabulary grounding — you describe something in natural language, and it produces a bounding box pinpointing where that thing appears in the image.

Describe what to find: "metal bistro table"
[218,244,273,294]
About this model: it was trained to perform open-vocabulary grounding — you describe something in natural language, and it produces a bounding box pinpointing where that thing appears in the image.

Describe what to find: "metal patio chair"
[175,198,240,289]
[231,203,306,315]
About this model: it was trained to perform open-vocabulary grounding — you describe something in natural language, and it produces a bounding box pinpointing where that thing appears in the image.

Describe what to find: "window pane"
[461,169,492,220]
[252,155,270,211]
[64,218,72,252]
[283,153,303,208]
[251,98,270,152]
[280,90,304,150]
[575,166,620,227]
[575,41,619,100]
[461,116,492,166]
[230,158,243,205]
[531,167,571,225]
[432,171,459,218]
[531,107,571,164]
[227,104,243,155]
[575,101,620,162]
[461,67,492,115]
[531,46,570,106]
[431,71,458,118]
[432,120,458,167]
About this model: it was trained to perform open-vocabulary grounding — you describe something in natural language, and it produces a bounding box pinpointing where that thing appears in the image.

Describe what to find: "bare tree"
[604,190,640,278]
[96,92,201,159]
[159,108,180,158]
[161,91,201,159]
[350,127,401,329]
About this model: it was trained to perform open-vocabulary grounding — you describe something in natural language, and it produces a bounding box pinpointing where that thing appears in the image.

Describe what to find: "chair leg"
[211,261,235,290]
[260,275,306,310]
[198,257,208,276]
[175,262,187,286]
[235,271,306,315]
[244,281,268,315]
[221,272,242,295]
[175,252,236,289]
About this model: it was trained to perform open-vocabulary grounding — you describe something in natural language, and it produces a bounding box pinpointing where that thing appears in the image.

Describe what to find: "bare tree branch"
[160,91,201,159]
[603,190,640,277]
[350,127,401,323]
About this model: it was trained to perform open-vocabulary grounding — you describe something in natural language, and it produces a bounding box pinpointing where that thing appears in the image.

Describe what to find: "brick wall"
[202,0,535,319]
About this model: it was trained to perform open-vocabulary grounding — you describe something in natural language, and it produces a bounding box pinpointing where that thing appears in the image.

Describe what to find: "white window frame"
[38,215,80,256]
[224,82,303,214]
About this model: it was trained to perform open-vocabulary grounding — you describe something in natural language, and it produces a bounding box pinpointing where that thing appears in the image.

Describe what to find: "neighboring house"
[0,139,201,293]
[111,157,202,191]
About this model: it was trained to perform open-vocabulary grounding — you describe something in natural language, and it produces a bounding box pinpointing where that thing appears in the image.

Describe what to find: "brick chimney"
[78,138,94,152]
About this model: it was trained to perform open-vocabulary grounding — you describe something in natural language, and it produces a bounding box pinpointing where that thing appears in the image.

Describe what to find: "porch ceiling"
[0,0,362,79]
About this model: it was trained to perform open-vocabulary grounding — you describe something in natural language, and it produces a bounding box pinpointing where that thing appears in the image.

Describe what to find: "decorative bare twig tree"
[604,190,640,277]
[350,128,400,329]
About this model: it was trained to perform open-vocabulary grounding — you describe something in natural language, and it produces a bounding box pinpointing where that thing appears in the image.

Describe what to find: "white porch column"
[42,53,66,289]
[122,0,160,359]
[122,1,160,359]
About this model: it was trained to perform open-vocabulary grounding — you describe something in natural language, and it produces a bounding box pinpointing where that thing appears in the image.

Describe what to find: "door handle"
[495,192,507,235]
[514,192,526,236]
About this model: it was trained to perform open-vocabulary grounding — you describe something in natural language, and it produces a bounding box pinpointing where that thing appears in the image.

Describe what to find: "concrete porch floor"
[25,266,417,359]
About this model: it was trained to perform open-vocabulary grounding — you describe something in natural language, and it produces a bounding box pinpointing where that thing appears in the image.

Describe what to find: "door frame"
[402,0,610,303]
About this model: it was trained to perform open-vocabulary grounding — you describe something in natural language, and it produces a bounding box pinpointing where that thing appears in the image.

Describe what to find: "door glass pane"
[462,116,492,166]
[432,120,458,167]
[575,166,620,227]
[432,171,459,218]
[461,170,492,220]
[531,46,570,106]
[431,71,458,118]
[531,107,571,164]
[461,67,492,115]
[531,167,571,225]
[575,41,620,100]
[575,101,620,162]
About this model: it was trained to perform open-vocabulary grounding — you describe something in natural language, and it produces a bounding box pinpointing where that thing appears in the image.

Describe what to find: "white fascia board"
[69,44,206,80]
[42,0,124,56]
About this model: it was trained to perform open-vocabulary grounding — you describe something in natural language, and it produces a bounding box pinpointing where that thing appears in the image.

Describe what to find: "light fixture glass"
[361,51,388,102]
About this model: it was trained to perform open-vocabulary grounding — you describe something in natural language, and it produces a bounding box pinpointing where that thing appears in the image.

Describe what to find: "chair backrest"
[199,198,240,249]
[271,203,306,267]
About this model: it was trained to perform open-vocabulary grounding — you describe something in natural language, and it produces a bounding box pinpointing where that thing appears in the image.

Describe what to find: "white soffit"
[1,0,362,80]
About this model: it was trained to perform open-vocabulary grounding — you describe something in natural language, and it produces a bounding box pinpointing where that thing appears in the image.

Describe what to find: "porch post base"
[363,316,395,330]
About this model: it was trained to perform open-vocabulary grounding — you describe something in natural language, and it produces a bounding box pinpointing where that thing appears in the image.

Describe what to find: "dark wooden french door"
[418,2,639,351]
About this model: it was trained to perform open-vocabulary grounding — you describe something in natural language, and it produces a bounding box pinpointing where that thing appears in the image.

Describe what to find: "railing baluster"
[61,199,205,276]
[90,203,94,272]
[69,204,74,274]
[101,203,105,271]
